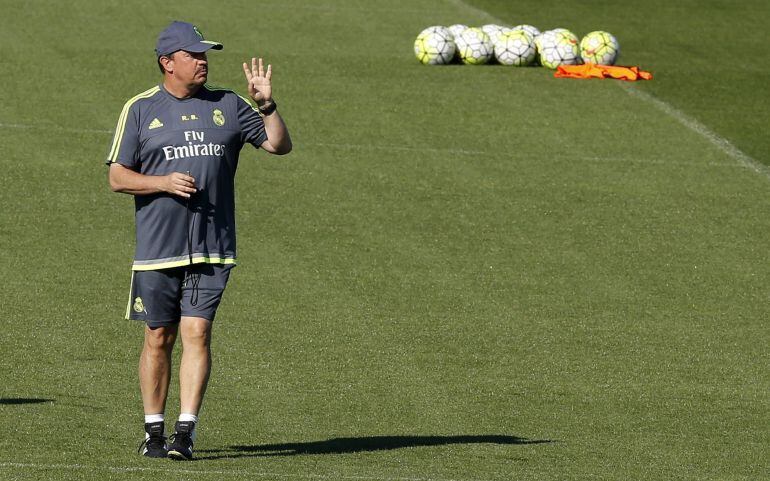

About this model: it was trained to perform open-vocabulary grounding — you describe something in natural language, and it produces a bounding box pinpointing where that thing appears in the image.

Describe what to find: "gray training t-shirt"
[107,84,267,270]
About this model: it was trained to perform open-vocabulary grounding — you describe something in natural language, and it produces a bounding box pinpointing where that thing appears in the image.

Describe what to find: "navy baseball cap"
[155,21,223,57]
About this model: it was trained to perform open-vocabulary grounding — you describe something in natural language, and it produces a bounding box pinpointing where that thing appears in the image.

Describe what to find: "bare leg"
[139,325,178,415]
[179,316,213,415]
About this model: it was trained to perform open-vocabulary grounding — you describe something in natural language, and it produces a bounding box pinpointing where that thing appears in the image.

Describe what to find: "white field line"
[0,121,752,168]
[619,83,770,180]
[256,2,435,15]
[0,122,484,157]
[0,461,490,481]
[444,0,503,23]
[447,0,770,182]
[576,155,746,169]
[304,149,752,169]
[0,122,113,135]
[311,142,486,156]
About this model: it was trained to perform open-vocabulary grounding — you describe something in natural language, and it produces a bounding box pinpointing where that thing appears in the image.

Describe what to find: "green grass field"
[1,1,768,480]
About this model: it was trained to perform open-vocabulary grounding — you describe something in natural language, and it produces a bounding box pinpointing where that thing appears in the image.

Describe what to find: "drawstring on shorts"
[185,270,202,307]
[185,175,200,306]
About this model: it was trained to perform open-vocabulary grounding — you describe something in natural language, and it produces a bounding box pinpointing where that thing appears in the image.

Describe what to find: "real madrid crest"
[133,297,145,313]
[213,109,225,127]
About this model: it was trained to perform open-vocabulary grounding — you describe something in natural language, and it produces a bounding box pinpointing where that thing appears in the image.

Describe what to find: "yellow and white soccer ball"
[552,28,579,44]
[447,24,469,40]
[481,24,509,44]
[493,30,536,66]
[538,29,581,69]
[414,26,456,65]
[455,27,493,65]
[535,28,577,52]
[580,31,620,65]
[511,24,541,40]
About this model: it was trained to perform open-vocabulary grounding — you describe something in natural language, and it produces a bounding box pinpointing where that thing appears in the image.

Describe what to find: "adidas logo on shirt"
[148,118,164,130]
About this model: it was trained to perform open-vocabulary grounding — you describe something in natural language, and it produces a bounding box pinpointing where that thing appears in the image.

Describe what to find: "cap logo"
[193,26,204,39]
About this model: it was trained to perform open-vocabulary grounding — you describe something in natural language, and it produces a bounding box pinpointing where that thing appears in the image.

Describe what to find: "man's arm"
[243,57,292,155]
[259,108,292,155]
[108,163,197,198]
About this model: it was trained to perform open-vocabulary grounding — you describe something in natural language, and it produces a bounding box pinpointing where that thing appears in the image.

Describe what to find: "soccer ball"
[580,31,620,65]
[493,30,536,66]
[446,25,470,61]
[417,25,451,37]
[538,29,581,69]
[552,28,579,43]
[414,27,456,65]
[447,24,469,39]
[536,28,577,51]
[511,24,541,39]
[481,24,508,44]
[455,27,493,65]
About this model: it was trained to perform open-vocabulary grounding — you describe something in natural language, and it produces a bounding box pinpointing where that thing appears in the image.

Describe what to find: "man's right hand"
[161,172,197,198]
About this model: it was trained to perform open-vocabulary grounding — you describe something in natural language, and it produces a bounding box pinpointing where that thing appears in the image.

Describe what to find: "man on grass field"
[106,21,291,460]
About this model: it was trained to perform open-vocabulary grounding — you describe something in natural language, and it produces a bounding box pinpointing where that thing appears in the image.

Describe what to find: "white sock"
[145,413,165,424]
[179,413,199,425]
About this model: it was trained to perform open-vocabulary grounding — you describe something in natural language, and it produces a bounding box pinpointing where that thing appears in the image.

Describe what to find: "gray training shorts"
[126,263,234,327]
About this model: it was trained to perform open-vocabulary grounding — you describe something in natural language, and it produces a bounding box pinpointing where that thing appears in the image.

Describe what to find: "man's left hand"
[242,57,272,107]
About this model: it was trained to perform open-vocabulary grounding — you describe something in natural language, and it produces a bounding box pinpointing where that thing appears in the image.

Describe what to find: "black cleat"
[167,421,196,460]
[138,422,167,458]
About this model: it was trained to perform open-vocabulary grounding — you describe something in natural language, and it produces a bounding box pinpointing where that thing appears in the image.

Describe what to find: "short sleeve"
[106,102,141,167]
[236,95,268,148]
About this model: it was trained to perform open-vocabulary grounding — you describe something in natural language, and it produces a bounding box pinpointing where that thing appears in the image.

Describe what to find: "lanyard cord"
[185,171,200,306]
[185,171,194,266]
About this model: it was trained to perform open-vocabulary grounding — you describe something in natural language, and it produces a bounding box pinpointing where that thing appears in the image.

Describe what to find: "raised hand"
[242,57,273,106]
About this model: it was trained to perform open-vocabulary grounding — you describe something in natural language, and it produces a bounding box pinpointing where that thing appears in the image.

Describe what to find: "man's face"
[167,50,208,86]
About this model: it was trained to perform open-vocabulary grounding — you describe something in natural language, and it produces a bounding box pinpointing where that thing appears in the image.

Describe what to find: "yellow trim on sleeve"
[204,84,259,112]
[107,86,161,163]
[235,93,259,111]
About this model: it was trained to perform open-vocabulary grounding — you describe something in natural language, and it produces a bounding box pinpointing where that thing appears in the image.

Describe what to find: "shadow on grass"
[196,434,553,460]
[0,398,54,405]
